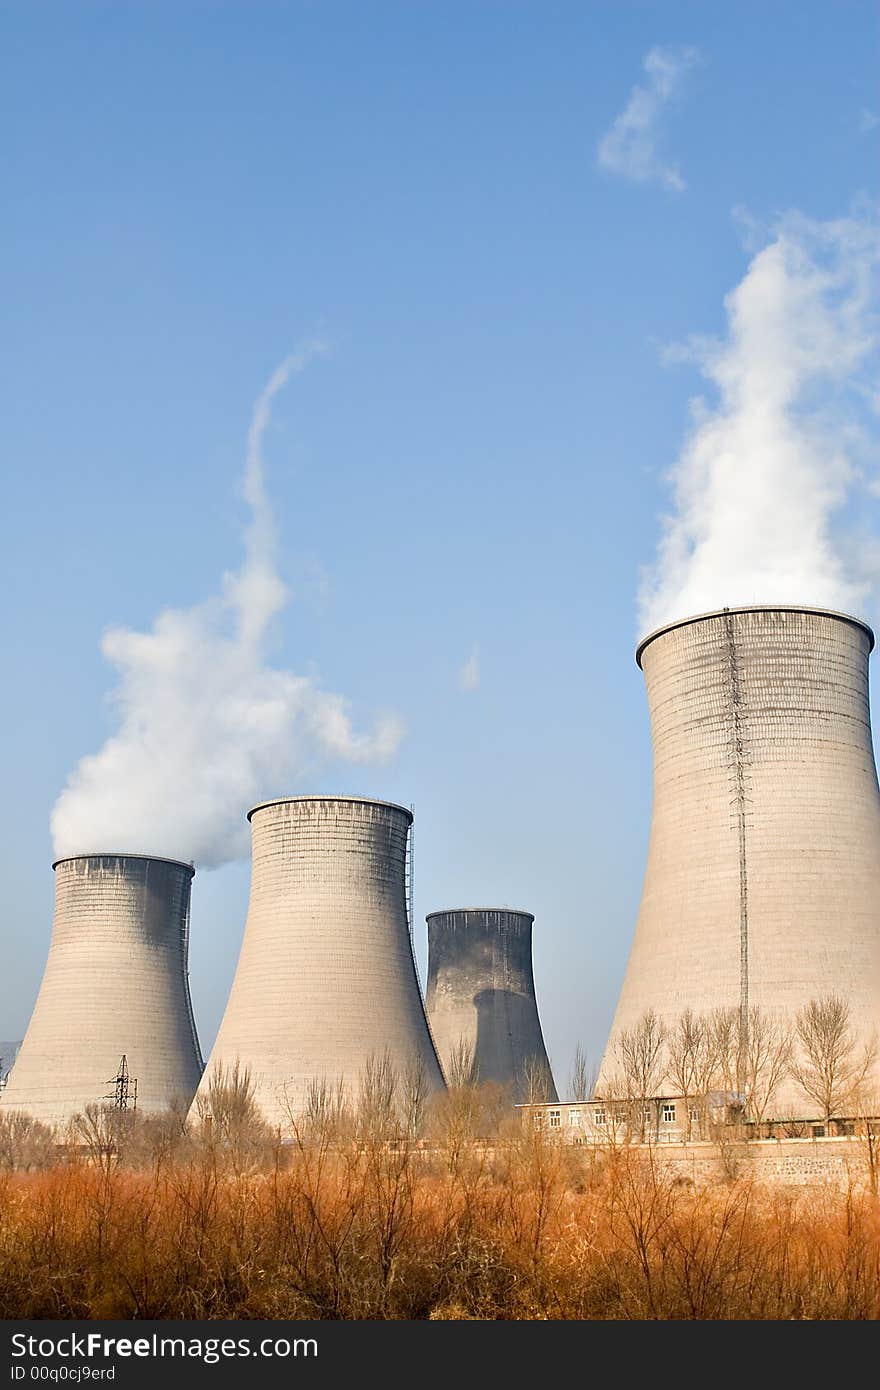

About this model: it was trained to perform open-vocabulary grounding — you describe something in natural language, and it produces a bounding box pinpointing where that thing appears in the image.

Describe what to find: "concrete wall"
[193,797,445,1127]
[426,909,557,1102]
[0,855,203,1129]
[598,607,880,1116]
[526,1103,877,1191]
[632,1138,876,1193]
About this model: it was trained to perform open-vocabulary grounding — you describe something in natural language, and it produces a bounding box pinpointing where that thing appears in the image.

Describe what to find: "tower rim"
[426,907,535,922]
[247,795,413,823]
[51,853,195,877]
[636,604,875,669]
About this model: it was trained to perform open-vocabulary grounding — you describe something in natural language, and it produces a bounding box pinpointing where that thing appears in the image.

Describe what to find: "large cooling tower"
[193,797,445,1127]
[1,855,203,1129]
[598,606,880,1116]
[425,908,558,1102]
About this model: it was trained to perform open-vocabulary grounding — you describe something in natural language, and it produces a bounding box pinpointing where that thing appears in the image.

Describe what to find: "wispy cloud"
[51,348,404,868]
[859,108,880,134]
[458,644,480,692]
[639,207,880,636]
[597,45,700,192]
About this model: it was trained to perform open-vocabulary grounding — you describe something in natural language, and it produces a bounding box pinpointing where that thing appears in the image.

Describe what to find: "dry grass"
[0,1117,877,1320]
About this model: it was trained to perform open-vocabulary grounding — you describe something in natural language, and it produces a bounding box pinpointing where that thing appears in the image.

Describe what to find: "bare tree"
[443,1037,475,1090]
[194,1060,270,1171]
[791,995,878,1128]
[71,1103,129,1174]
[739,1007,793,1129]
[665,1009,719,1140]
[691,1015,724,1137]
[609,1009,667,1141]
[0,1110,57,1171]
[846,1070,880,1197]
[356,1051,399,1145]
[707,1007,740,1098]
[430,1037,493,1175]
[861,1113,880,1197]
[299,1075,353,1144]
[704,1005,792,1131]
[400,1054,430,1142]
[568,1044,595,1103]
[520,1054,555,1106]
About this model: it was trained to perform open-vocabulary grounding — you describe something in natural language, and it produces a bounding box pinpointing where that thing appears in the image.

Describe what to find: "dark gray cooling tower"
[1,855,203,1129]
[425,908,557,1102]
[192,796,445,1127]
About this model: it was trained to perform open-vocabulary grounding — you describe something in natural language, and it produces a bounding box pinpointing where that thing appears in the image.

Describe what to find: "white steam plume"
[639,207,880,637]
[51,347,404,867]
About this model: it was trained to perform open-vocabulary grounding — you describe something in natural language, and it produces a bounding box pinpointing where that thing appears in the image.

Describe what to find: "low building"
[520,1098,877,1145]
[521,1094,744,1145]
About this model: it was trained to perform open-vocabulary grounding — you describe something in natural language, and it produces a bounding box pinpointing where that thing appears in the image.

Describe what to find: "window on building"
[548,1110,561,1129]
[568,1109,581,1126]
[811,1124,825,1139]
[593,1107,606,1127]
[689,1107,700,1123]
[662,1103,676,1123]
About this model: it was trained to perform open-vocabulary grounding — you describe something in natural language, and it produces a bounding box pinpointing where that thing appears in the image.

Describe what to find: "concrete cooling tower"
[425,908,557,1103]
[598,606,880,1117]
[193,797,445,1127]
[1,855,203,1129]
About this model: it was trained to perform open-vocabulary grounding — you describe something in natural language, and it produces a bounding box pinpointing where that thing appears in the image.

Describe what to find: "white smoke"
[639,208,880,637]
[51,348,404,868]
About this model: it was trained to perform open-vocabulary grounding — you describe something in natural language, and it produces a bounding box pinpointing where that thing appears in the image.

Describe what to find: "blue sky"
[2,1,878,1093]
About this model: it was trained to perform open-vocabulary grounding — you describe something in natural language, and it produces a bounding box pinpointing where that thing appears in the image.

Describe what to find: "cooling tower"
[598,606,880,1116]
[193,797,445,1127]
[425,908,558,1102]
[1,855,203,1129]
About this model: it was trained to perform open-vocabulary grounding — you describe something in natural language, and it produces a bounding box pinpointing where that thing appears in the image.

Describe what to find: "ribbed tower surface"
[192,797,445,1126]
[1,855,203,1129]
[425,908,558,1103]
[598,606,880,1117]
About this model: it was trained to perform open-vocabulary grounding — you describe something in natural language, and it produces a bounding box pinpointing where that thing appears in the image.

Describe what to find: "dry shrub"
[0,1110,56,1172]
[0,1106,876,1320]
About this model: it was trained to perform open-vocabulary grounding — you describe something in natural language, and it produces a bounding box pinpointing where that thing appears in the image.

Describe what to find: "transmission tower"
[105,1054,138,1111]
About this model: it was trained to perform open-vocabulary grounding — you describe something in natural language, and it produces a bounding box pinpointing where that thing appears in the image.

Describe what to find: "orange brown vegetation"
[0,1119,877,1320]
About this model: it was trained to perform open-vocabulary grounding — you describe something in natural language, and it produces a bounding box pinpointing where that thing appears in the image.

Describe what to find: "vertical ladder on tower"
[405,805,427,1007]
[405,806,415,948]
